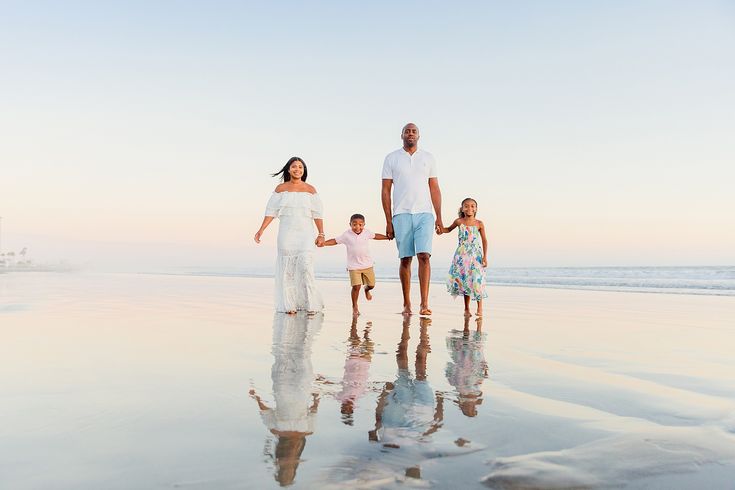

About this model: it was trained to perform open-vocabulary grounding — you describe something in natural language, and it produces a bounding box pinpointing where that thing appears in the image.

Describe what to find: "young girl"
[441,198,488,316]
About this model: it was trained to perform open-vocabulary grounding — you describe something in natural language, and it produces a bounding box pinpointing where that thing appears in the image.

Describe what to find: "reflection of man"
[382,123,443,316]
[370,317,444,472]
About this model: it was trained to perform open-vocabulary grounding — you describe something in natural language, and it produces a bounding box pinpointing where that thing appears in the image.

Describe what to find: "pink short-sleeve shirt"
[335,229,376,270]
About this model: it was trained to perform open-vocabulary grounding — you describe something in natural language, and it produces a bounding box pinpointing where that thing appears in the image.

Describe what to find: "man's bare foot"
[352,307,360,316]
[286,310,296,315]
[464,310,472,317]
[402,304,412,315]
[364,286,373,301]
[419,305,432,316]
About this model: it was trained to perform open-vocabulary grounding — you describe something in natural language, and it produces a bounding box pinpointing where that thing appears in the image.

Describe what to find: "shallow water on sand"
[2,273,735,489]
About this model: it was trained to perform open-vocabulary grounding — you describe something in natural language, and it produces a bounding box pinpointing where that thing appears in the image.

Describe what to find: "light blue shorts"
[393,213,434,258]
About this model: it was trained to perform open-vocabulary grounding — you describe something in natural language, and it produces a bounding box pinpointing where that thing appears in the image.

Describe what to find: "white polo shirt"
[381,148,438,215]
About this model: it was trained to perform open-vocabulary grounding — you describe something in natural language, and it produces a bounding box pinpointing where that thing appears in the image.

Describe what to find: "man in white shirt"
[381,123,443,316]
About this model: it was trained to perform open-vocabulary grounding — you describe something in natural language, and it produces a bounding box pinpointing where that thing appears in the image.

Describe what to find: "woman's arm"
[314,218,325,247]
[479,220,488,267]
[254,216,275,243]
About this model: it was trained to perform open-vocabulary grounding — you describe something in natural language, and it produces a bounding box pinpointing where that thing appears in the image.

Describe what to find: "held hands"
[434,218,444,235]
[385,222,395,240]
[315,235,325,247]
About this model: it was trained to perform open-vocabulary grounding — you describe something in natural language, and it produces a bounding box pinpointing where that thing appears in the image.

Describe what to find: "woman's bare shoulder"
[274,183,288,193]
[305,183,317,194]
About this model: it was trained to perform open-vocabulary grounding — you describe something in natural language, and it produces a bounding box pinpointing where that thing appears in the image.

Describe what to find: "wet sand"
[1,272,734,489]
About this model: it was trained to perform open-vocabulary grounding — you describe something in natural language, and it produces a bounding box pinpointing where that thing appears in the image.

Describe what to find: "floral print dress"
[446,224,487,301]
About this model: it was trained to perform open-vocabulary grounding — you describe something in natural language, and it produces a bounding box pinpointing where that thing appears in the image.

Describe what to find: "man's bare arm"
[429,177,443,231]
[381,179,394,239]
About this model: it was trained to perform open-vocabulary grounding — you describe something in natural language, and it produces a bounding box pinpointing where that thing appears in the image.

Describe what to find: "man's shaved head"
[401,123,420,150]
[402,122,419,134]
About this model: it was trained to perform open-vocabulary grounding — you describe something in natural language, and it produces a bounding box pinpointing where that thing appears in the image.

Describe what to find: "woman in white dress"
[254,157,325,313]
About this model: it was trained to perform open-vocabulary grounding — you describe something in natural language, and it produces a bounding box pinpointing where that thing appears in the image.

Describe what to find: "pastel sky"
[2,1,734,270]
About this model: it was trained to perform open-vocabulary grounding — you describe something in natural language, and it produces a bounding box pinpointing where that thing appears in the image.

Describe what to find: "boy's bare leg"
[476,298,483,317]
[417,252,431,315]
[463,295,471,317]
[351,285,361,316]
[364,285,374,300]
[399,257,413,315]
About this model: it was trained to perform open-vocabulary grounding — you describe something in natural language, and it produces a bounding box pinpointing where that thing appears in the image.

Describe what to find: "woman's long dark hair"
[272,157,308,182]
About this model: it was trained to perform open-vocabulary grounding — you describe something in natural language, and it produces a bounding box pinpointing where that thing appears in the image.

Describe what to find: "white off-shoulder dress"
[265,191,324,312]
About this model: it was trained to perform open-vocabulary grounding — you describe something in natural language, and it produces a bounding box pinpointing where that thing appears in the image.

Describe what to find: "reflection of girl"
[335,319,374,425]
[254,157,325,313]
[250,313,322,486]
[445,318,489,417]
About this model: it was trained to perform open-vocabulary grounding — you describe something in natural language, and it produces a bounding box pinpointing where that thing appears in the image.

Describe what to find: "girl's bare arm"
[373,233,390,240]
[322,238,338,246]
[478,220,488,267]
[441,218,461,234]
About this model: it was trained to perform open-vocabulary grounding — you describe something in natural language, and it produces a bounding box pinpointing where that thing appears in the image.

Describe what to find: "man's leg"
[413,213,435,316]
[400,256,413,315]
[393,214,415,315]
[417,252,431,314]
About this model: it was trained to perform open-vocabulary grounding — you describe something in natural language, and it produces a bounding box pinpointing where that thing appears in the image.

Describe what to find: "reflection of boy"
[322,214,389,315]
[335,319,375,425]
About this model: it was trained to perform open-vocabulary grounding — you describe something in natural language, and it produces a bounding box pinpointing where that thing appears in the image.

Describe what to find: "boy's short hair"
[350,213,365,222]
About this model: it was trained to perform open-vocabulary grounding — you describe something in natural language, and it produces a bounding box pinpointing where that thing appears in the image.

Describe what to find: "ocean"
[150,266,735,297]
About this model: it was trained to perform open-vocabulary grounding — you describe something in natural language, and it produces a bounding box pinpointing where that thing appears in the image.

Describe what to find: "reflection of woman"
[445,317,489,417]
[254,157,325,313]
[250,313,323,486]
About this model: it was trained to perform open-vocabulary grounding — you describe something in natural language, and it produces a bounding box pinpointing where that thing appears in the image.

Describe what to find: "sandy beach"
[2,272,734,489]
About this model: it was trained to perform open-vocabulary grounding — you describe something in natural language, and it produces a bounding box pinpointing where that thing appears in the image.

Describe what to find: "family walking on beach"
[254,123,488,317]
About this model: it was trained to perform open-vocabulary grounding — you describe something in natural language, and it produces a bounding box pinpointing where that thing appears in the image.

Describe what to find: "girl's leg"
[463,295,471,316]
[476,298,483,317]
[351,285,361,315]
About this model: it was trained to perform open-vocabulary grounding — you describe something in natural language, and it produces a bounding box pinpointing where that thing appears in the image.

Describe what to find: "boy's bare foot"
[352,307,360,316]
[402,304,412,315]
[464,310,472,317]
[419,305,432,316]
[476,311,483,317]
[364,286,373,301]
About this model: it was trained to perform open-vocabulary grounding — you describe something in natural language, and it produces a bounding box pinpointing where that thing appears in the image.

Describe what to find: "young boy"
[322,214,389,315]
